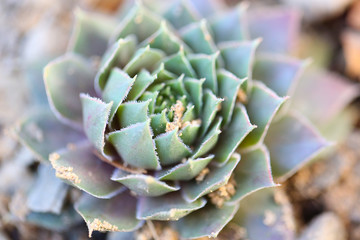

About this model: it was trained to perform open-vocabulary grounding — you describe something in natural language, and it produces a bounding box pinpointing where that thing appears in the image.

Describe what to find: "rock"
[298,212,347,240]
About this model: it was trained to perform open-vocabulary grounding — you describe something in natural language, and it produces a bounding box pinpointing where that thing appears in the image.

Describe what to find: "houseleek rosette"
[13,0,357,239]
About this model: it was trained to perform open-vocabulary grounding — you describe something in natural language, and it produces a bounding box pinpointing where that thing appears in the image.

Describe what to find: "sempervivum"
[13,0,357,239]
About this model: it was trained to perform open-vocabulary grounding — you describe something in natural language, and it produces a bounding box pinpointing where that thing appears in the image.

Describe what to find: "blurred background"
[0,0,360,239]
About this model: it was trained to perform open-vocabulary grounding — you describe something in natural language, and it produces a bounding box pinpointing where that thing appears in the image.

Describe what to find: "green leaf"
[124,46,165,77]
[152,63,177,82]
[150,110,169,136]
[127,70,156,101]
[227,146,277,204]
[200,90,223,137]
[113,3,162,42]
[157,155,214,181]
[264,113,330,180]
[163,0,200,29]
[75,191,143,237]
[50,142,123,198]
[240,81,287,148]
[101,68,135,121]
[188,0,226,17]
[183,78,204,115]
[189,53,218,93]
[175,203,239,239]
[192,117,222,159]
[164,48,196,77]
[12,108,84,162]
[217,69,246,126]
[44,54,96,128]
[111,169,179,196]
[155,129,192,166]
[180,20,218,55]
[136,192,206,221]
[68,9,117,58]
[116,100,151,128]
[179,122,200,146]
[107,120,160,170]
[182,153,240,202]
[213,105,255,166]
[167,74,188,97]
[96,36,136,92]
[210,4,248,43]
[80,94,112,155]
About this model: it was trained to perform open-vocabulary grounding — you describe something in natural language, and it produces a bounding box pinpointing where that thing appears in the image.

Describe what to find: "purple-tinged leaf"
[264,113,330,180]
[136,192,206,221]
[68,9,117,58]
[111,169,180,197]
[50,142,123,199]
[231,188,296,240]
[12,108,85,162]
[175,203,239,239]
[188,0,226,18]
[80,94,112,156]
[227,145,277,205]
[75,191,143,237]
[44,54,96,129]
[27,164,68,214]
[182,154,240,202]
[253,54,309,97]
[247,7,301,54]
[240,81,288,148]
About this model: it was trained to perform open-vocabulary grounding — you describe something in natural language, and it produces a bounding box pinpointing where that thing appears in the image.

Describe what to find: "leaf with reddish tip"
[231,188,296,240]
[240,81,287,148]
[214,105,255,166]
[182,154,240,202]
[137,192,206,221]
[68,9,117,58]
[157,155,214,181]
[175,203,239,239]
[264,113,330,180]
[80,94,112,155]
[107,120,160,170]
[12,108,85,162]
[247,8,301,54]
[50,142,123,199]
[44,54,96,128]
[253,54,308,97]
[227,146,277,205]
[111,169,180,197]
[75,191,143,237]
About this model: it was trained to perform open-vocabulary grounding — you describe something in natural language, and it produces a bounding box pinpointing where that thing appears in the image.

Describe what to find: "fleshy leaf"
[44,54,96,128]
[155,129,192,166]
[210,3,248,43]
[150,110,168,136]
[247,8,301,54]
[50,142,123,199]
[164,48,196,77]
[12,108,85,162]
[81,94,112,155]
[189,53,218,93]
[219,40,259,89]
[163,0,200,29]
[96,36,136,92]
[188,0,226,17]
[231,188,296,240]
[253,54,308,97]
[183,78,204,115]
[111,169,180,197]
[157,155,214,181]
[214,105,255,166]
[136,192,206,221]
[117,100,151,128]
[124,46,165,77]
[200,90,223,137]
[139,91,159,114]
[127,70,156,101]
[264,113,330,180]
[175,203,239,239]
[240,81,287,148]
[68,9,117,58]
[152,63,177,82]
[179,122,201,146]
[182,153,240,202]
[27,164,68,214]
[227,146,277,204]
[217,69,246,126]
[75,191,143,237]
[107,120,160,170]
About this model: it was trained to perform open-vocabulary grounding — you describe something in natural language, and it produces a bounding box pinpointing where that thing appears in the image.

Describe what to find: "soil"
[0,0,359,239]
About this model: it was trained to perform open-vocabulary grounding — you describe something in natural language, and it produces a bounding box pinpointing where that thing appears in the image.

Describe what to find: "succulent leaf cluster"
[13,0,358,239]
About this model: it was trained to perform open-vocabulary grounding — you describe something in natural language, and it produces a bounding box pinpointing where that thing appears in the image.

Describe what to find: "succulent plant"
[12,0,358,239]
